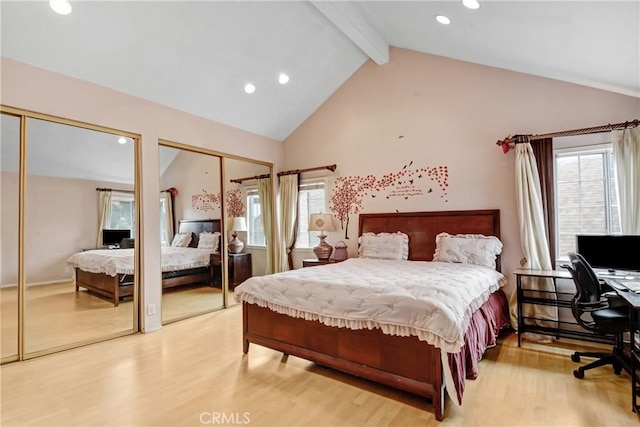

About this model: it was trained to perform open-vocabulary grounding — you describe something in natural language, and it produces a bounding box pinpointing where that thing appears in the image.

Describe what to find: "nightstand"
[229,252,252,289]
[302,258,340,268]
[210,252,252,289]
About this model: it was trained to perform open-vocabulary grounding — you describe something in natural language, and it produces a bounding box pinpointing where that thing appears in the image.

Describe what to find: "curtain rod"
[96,187,133,194]
[277,164,337,177]
[229,173,271,184]
[97,187,175,194]
[496,119,639,148]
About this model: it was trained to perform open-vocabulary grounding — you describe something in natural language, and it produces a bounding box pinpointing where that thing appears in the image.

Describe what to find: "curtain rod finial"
[496,135,514,153]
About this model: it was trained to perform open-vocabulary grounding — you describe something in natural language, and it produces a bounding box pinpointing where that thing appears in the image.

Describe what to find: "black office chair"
[562,252,629,379]
[119,238,135,249]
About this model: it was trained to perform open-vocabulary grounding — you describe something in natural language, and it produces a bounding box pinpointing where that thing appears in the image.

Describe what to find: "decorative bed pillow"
[171,232,192,248]
[358,232,409,260]
[198,231,221,252]
[433,232,503,269]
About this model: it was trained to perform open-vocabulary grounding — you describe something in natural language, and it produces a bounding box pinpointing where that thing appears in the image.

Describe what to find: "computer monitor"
[102,229,130,247]
[576,234,640,272]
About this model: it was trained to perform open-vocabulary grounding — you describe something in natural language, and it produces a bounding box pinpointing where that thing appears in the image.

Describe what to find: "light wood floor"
[1,305,638,426]
[1,282,228,357]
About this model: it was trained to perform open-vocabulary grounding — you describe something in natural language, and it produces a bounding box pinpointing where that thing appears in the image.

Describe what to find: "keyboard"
[609,279,640,293]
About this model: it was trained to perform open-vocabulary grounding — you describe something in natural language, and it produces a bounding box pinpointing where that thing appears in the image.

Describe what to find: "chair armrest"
[576,300,609,312]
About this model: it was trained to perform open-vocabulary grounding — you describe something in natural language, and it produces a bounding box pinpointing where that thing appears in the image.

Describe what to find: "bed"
[67,219,221,306]
[235,209,510,421]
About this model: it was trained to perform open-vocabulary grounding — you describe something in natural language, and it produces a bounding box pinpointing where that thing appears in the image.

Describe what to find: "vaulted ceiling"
[2,1,639,143]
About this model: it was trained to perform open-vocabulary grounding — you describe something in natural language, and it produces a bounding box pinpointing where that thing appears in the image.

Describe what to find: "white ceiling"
[1,0,638,145]
[0,114,178,184]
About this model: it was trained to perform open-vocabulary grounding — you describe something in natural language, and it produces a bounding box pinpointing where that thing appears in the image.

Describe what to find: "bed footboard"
[75,269,133,307]
[242,302,445,421]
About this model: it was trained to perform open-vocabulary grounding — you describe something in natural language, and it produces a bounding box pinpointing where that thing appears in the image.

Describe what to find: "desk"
[514,268,615,347]
[606,279,640,413]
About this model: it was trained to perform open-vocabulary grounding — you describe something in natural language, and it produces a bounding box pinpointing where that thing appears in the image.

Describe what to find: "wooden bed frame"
[242,209,501,421]
[75,219,221,306]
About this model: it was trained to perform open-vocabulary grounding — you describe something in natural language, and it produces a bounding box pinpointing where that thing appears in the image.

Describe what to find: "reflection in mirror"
[24,118,136,354]
[1,113,20,361]
[224,158,272,307]
[159,145,224,323]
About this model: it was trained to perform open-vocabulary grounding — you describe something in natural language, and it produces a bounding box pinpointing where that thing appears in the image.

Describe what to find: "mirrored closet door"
[1,113,21,362]
[24,117,138,355]
[1,106,140,361]
[159,143,225,323]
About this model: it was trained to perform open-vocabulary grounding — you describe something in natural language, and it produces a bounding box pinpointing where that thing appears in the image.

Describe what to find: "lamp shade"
[231,217,248,232]
[308,213,335,232]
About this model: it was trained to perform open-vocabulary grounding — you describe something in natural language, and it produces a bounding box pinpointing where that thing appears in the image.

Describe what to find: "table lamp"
[228,217,248,254]
[308,213,335,260]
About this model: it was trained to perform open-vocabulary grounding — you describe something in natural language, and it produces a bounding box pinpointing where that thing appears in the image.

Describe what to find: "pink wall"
[160,150,223,222]
[1,172,132,285]
[284,48,640,296]
[1,58,283,332]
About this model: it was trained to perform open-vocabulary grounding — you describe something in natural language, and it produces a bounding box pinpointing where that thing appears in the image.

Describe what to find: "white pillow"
[358,232,409,260]
[433,232,503,269]
[198,231,221,252]
[171,232,192,248]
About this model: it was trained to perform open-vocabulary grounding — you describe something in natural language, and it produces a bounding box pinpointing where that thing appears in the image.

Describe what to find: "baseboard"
[1,278,74,288]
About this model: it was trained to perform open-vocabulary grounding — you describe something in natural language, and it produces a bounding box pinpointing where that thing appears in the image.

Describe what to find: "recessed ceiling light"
[278,73,290,85]
[118,137,127,145]
[435,15,451,25]
[244,83,256,94]
[50,0,72,15]
[463,0,480,10]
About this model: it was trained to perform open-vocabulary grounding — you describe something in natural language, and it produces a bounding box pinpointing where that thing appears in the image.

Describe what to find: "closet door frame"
[0,105,142,363]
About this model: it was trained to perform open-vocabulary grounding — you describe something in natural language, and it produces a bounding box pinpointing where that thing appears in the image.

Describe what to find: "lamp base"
[313,234,333,260]
[228,233,244,254]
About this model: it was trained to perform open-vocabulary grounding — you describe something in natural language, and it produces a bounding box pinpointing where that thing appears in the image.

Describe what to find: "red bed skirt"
[447,289,511,404]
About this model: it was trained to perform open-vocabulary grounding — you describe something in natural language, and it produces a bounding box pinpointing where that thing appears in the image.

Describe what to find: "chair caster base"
[573,369,585,379]
[571,353,581,363]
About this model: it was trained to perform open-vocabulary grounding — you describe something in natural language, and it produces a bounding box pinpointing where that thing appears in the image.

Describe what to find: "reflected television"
[576,234,640,272]
[102,229,130,247]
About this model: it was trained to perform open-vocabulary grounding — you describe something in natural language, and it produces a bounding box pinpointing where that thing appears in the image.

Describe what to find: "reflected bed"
[67,219,220,306]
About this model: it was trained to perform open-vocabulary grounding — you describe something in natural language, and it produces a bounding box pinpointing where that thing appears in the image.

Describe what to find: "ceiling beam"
[310,1,389,65]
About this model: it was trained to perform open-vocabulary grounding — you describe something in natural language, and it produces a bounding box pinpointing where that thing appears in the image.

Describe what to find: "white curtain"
[161,191,174,246]
[514,143,557,332]
[613,127,640,234]
[258,177,274,275]
[276,174,299,273]
[96,190,112,247]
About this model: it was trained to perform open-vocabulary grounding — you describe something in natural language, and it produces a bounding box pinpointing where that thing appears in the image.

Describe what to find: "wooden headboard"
[177,219,221,247]
[358,210,501,265]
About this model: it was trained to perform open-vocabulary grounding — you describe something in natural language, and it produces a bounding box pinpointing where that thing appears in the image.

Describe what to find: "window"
[295,180,326,249]
[246,188,265,246]
[555,146,619,262]
[109,193,135,233]
[245,179,328,248]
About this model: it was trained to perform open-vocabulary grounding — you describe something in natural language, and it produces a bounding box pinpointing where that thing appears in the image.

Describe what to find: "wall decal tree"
[226,188,245,217]
[329,175,375,238]
[329,164,449,237]
[192,189,222,212]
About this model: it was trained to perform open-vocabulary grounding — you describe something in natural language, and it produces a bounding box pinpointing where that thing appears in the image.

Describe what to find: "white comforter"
[66,247,215,277]
[235,258,506,353]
